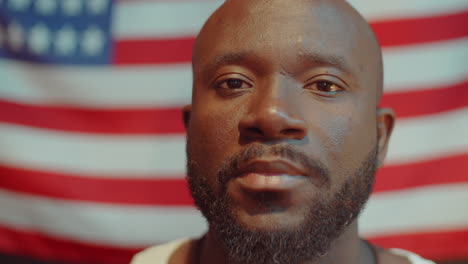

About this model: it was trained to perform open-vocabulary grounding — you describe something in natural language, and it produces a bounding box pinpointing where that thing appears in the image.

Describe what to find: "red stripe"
[1,154,467,206]
[0,225,142,264]
[373,11,468,47]
[114,11,468,65]
[380,80,468,118]
[1,81,466,134]
[114,37,195,65]
[0,164,193,206]
[374,154,468,193]
[0,99,185,135]
[368,229,468,261]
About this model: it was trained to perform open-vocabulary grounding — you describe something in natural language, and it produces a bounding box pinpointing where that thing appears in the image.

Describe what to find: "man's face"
[185,0,392,263]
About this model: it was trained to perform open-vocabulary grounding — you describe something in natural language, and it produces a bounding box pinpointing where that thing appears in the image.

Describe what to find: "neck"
[197,221,375,264]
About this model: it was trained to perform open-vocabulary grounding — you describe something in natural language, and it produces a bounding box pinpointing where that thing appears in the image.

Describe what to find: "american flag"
[0,0,467,263]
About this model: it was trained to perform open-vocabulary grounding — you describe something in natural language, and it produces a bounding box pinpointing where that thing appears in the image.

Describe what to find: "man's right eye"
[216,78,252,89]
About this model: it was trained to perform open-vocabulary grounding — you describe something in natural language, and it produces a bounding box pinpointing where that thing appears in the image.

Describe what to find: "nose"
[238,84,307,142]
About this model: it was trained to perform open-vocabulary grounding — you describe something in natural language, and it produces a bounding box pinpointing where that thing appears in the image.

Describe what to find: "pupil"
[227,79,242,89]
[317,81,331,91]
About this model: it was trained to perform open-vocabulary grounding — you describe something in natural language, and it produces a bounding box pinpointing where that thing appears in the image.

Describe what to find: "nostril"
[248,127,263,136]
[239,109,307,140]
[281,128,302,136]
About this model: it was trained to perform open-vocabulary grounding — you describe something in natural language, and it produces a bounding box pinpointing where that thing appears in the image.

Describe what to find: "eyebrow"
[297,52,353,76]
[201,52,259,77]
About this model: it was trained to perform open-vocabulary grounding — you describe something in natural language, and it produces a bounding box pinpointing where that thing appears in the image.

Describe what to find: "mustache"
[216,144,330,187]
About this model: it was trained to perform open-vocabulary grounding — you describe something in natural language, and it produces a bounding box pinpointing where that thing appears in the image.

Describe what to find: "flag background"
[0,0,467,263]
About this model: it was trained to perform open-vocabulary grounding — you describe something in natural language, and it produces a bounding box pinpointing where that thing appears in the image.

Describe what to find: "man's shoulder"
[130,238,191,264]
[379,248,435,264]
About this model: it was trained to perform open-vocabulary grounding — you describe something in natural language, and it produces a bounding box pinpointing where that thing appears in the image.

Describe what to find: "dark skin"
[177,0,404,263]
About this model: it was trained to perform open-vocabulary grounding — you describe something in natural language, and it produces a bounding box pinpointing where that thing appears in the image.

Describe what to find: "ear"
[182,105,192,131]
[376,107,395,168]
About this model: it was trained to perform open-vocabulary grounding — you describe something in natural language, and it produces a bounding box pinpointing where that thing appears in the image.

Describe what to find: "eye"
[304,80,343,96]
[216,78,252,89]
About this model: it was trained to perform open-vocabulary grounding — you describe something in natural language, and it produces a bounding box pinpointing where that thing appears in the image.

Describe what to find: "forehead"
[193,0,372,76]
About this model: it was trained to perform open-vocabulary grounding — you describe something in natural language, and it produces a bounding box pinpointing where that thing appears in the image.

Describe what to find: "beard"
[187,143,378,264]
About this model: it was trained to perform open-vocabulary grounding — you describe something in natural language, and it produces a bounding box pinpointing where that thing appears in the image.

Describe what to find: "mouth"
[234,158,309,191]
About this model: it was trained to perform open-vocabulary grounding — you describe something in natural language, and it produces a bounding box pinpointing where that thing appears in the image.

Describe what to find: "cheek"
[187,102,242,185]
[313,105,377,182]
[324,114,375,155]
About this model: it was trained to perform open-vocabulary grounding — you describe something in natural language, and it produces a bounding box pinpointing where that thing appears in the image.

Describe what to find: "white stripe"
[114,0,468,39]
[360,183,468,236]
[348,0,468,21]
[114,1,223,39]
[0,189,206,246]
[385,107,468,165]
[0,61,193,107]
[383,38,468,93]
[0,123,187,177]
[0,184,466,246]
[1,38,466,107]
[0,108,466,177]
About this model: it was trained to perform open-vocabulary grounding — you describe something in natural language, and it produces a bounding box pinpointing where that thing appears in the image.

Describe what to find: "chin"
[230,204,309,232]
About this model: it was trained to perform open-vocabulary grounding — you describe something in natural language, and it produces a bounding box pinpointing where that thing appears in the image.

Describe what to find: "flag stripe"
[0,123,186,175]
[382,38,468,91]
[2,38,466,107]
[347,0,468,21]
[0,60,193,108]
[368,229,468,261]
[0,184,466,250]
[372,11,468,47]
[114,0,468,39]
[375,154,468,193]
[0,164,192,205]
[0,108,467,176]
[386,107,468,166]
[113,13,468,65]
[1,80,467,135]
[379,80,468,118]
[0,153,466,206]
[114,1,222,39]
[0,225,140,264]
[0,189,207,245]
[360,184,468,236]
[114,37,195,65]
[0,99,184,135]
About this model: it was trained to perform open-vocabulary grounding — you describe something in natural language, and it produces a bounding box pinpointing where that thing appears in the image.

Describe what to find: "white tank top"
[131,238,436,264]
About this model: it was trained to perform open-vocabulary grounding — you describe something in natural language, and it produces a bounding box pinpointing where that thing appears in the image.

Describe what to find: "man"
[133,0,435,263]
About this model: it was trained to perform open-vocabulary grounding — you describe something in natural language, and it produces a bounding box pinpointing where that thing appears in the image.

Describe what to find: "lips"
[235,158,309,191]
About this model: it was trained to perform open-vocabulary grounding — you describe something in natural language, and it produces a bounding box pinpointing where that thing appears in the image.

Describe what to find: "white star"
[28,23,50,54]
[87,0,108,15]
[81,26,104,56]
[7,21,25,51]
[36,0,57,15]
[55,25,77,56]
[8,0,31,11]
[62,0,82,16]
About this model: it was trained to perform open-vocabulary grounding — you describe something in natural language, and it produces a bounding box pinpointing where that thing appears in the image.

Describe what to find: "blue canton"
[0,0,113,64]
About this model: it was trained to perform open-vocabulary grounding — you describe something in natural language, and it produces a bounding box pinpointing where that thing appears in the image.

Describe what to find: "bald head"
[193,0,383,101]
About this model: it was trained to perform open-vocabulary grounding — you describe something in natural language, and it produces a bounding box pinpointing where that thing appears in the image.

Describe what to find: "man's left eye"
[217,78,252,89]
[305,80,343,95]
